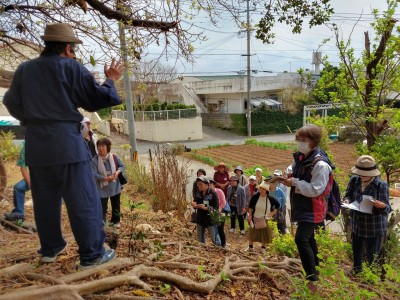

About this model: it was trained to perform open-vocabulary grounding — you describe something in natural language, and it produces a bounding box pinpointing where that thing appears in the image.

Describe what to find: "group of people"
[1,21,392,288]
[191,162,288,251]
[3,23,124,269]
[192,124,392,291]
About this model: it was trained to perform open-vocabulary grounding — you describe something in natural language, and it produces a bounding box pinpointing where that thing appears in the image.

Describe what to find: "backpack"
[311,157,342,221]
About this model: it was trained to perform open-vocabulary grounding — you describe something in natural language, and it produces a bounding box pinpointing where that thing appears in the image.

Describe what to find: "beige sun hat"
[351,155,380,177]
[258,181,270,191]
[41,23,82,44]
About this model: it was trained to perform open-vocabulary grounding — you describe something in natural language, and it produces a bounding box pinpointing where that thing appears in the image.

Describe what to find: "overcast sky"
[143,0,399,76]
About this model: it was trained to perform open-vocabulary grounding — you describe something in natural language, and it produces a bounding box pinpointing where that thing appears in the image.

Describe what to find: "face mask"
[297,141,311,154]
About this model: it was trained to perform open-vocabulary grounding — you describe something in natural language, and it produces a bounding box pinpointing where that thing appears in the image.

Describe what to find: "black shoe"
[4,213,25,222]
[346,268,361,277]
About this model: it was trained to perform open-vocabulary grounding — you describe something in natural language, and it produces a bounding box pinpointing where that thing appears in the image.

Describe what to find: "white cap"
[274,169,282,176]
[249,175,256,181]
[255,167,262,172]
[82,117,90,123]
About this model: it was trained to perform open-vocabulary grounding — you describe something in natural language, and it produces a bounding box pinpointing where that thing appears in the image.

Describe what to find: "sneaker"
[240,230,246,235]
[4,213,25,222]
[229,228,235,233]
[40,244,67,263]
[79,249,116,270]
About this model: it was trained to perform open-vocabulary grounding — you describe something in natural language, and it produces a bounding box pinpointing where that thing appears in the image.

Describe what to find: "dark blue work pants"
[30,160,105,264]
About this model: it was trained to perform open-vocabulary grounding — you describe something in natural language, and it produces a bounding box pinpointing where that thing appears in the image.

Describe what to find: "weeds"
[159,283,171,294]
[197,266,213,280]
[0,131,21,161]
[124,159,153,195]
[150,144,192,220]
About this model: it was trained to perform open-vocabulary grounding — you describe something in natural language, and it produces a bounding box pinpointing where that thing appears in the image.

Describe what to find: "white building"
[158,73,302,113]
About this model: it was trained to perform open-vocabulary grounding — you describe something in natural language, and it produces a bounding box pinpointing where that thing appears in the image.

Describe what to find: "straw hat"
[351,155,380,177]
[41,23,82,44]
[214,162,229,172]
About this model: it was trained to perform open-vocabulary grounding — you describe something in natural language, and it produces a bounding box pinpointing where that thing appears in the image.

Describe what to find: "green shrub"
[269,228,298,257]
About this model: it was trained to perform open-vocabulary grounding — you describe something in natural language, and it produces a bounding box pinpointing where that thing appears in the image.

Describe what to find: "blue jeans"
[352,232,383,272]
[196,224,221,246]
[12,179,30,216]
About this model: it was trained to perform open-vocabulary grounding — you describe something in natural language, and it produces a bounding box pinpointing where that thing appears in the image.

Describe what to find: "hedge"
[250,110,303,135]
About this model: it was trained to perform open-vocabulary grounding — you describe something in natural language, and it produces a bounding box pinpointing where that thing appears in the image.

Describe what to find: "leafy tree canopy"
[313,0,400,148]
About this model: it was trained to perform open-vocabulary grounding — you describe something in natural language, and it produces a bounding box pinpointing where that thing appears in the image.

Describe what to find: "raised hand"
[104,58,124,81]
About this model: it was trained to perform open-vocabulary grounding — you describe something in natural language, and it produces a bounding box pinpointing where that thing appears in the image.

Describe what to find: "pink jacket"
[215,188,226,210]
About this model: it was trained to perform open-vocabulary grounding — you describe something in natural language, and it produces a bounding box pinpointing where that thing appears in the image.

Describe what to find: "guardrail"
[112,108,199,122]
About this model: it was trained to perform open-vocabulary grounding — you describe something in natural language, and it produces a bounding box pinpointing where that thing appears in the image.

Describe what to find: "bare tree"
[0,1,334,68]
[131,60,177,106]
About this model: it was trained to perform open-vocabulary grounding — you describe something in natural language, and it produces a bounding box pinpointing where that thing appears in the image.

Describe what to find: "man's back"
[4,54,121,166]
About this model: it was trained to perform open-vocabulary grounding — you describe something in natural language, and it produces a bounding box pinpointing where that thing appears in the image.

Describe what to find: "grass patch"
[206,143,232,149]
[244,138,296,151]
[187,153,219,168]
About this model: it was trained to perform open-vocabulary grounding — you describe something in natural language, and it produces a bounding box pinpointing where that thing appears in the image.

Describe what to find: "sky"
[142,0,400,76]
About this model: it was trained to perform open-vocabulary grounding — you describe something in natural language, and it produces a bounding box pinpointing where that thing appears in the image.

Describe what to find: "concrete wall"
[201,113,234,129]
[112,116,203,142]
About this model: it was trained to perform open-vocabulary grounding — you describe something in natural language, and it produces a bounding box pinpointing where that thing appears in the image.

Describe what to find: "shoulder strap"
[112,154,119,168]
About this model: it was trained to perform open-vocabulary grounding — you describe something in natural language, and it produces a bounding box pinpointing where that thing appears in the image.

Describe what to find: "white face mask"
[297,141,311,154]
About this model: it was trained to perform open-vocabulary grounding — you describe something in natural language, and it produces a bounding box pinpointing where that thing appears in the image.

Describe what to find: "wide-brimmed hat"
[234,166,243,174]
[196,175,209,184]
[41,23,82,44]
[258,181,270,191]
[351,155,380,177]
[214,162,229,172]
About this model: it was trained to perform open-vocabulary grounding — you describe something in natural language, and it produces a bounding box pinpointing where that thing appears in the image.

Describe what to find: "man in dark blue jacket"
[4,23,123,269]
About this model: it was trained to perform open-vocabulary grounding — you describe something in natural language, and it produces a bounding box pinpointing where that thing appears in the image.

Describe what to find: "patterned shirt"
[344,175,391,238]
[16,142,26,168]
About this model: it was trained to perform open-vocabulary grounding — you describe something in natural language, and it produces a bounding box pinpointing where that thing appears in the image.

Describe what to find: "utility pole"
[118,1,138,162]
[246,0,252,137]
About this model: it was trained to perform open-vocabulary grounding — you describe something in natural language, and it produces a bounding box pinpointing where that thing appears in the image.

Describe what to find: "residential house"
[157,73,302,114]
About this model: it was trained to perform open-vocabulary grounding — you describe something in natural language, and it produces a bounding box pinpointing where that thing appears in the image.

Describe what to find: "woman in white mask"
[281,124,334,292]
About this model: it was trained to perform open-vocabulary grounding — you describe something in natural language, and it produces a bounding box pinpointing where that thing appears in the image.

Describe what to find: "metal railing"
[112,108,199,122]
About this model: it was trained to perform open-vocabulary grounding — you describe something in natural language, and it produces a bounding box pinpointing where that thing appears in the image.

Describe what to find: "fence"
[112,108,199,122]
